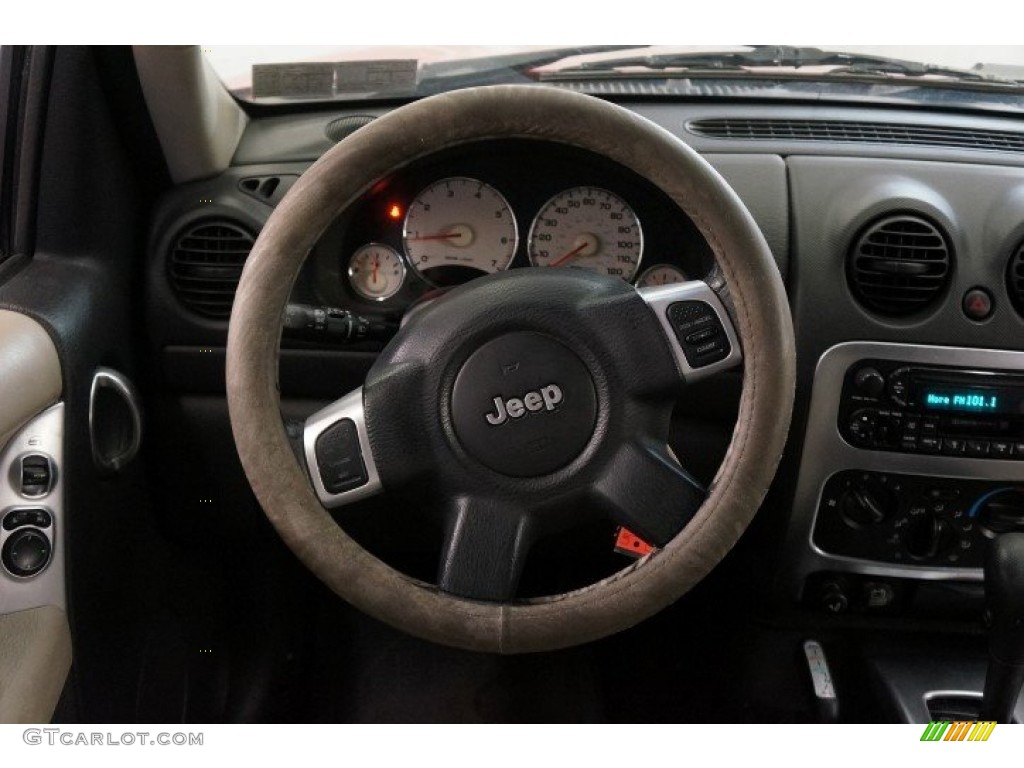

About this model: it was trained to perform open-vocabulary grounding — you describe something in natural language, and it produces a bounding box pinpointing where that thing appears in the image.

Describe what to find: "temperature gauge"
[636,264,688,287]
[348,243,406,301]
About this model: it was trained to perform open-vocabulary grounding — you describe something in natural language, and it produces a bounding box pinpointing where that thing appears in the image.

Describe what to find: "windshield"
[207,45,1024,112]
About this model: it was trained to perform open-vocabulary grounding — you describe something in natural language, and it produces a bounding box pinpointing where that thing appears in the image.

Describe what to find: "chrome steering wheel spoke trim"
[638,280,743,385]
[303,387,382,508]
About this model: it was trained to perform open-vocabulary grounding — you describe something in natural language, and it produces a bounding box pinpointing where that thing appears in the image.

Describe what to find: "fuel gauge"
[348,243,406,301]
[636,264,687,287]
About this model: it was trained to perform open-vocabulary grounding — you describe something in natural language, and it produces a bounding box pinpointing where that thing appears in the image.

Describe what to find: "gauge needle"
[549,242,588,268]
[408,232,460,242]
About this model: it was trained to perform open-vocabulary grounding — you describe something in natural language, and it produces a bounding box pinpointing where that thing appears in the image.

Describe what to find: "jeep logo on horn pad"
[485,384,563,426]
[450,332,596,477]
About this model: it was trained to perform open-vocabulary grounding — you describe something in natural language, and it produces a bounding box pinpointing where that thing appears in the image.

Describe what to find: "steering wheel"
[226,85,794,654]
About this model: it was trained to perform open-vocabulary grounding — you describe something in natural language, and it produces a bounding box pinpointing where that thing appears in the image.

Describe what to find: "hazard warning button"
[963,287,993,321]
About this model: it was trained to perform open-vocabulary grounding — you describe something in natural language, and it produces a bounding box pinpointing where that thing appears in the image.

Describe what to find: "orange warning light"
[387,203,402,220]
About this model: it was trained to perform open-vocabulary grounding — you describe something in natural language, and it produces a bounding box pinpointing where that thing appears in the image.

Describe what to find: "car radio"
[838,360,1024,459]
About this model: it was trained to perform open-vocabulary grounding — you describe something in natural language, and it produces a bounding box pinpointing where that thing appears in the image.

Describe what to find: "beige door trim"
[0,310,61,448]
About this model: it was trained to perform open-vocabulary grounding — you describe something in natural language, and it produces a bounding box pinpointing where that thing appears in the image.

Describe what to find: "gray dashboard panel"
[632,102,1024,168]
[232,108,389,165]
[703,154,788,277]
[787,155,1024,368]
[777,156,1024,606]
[235,101,1024,169]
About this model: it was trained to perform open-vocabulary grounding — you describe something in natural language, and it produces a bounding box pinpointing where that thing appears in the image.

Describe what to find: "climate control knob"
[975,488,1024,535]
[840,476,894,528]
[904,513,953,560]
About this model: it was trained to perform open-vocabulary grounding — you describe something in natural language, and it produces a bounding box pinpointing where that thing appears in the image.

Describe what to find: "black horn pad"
[451,331,597,477]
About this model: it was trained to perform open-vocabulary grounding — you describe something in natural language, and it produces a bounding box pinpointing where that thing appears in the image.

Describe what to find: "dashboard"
[17,45,1024,724]
[130,93,1024,719]
[146,100,1024,608]
[298,139,714,315]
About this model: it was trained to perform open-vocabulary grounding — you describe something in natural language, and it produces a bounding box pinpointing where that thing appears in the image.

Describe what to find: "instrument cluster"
[304,140,713,313]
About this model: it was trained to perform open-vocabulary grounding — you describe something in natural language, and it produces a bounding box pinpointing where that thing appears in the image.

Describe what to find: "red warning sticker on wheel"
[614,527,654,558]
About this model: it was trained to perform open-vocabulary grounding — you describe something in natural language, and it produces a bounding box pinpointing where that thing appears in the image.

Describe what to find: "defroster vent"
[168,220,255,319]
[847,215,952,317]
[687,118,1024,154]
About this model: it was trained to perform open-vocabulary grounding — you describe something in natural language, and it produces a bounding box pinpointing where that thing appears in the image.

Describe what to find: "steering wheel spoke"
[303,387,382,508]
[591,441,706,547]
[638,280,742,385]
[438,496,535,601]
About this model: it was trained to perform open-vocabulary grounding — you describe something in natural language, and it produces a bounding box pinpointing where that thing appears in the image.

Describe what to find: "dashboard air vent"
[325,114,375,143]
[1006,240,1024,318]
[688,118,1024,154]
[168,221,255,319]
[847,215,952,317]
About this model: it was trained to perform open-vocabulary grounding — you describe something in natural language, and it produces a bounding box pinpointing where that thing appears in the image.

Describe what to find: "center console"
[780,342,1024,615]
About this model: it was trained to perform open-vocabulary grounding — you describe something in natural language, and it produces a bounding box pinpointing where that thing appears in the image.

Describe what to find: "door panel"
[0,310,60,446]
[0,309,68,723]
[0,606,70,723]
[0,46,166,723]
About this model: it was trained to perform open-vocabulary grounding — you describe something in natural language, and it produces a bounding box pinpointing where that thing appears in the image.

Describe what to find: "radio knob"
[840,476,894,528]
[854,367,886,398]
[847,409,879,446]
[903,513,953,560]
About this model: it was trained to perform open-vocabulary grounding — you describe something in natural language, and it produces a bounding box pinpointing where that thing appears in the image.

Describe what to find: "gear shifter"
[981,533,1024,722]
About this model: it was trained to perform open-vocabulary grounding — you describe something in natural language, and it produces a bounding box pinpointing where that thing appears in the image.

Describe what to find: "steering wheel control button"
[19,453,54,497]
[452,332,597,477]
[2,528,52,577]
[2,508,52,531]
[666,301,730,367]
[963,287,993,321]
[314,419,368,494]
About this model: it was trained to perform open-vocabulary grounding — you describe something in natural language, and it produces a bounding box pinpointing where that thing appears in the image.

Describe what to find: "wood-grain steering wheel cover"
[226,85,795,653]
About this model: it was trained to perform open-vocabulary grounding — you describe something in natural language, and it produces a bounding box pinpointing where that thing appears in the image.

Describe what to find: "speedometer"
[527,187,643,281]
[402,177,518,287]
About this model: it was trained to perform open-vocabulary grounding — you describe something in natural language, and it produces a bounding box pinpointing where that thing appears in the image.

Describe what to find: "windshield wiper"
[539,46,1022,87]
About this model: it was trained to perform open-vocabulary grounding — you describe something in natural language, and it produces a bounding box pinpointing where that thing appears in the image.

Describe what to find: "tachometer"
[402,177,518,286]
[528,187,642,281]
[348,243,406,301]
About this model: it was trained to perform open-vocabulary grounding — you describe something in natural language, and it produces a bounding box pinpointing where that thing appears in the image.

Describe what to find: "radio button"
[888,379,908,404]
[919,437,941,453]
[966,440,991,457]
[991,441,1013,458]
[942,438,966,455]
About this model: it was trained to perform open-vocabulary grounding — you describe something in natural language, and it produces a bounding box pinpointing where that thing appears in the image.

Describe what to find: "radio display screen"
[920,387,1008,414]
